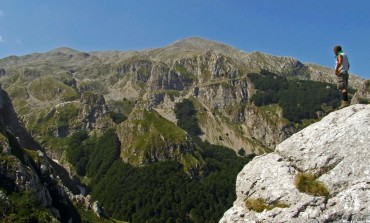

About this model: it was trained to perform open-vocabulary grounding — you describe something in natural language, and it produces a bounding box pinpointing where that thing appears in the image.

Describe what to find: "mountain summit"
[167,37,242,54]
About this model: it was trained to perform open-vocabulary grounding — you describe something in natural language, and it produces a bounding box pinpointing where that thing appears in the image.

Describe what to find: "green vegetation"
[358,98,370,104]
[24,103,79,156]
[107,98,135,119]
[238,148,246,156]
[166,89,181,101]
[77,80,108,95]
[61,99,252,222]
[249,71,341,123]
[28,76,79,102]
[295,173,330,197]
[65,131,91,176]
[0,190,57,223]
[90,143,250,223]
[174,99,202,136]
[244,198,289,213]
[109,111,127,124]
[174,63,197,81]
[63,128,251,222]
[75,203,120,223]
[120,110,190,166]
[54,103,79,129]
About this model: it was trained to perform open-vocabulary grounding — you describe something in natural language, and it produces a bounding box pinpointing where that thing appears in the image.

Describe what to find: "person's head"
[333,45,342,55]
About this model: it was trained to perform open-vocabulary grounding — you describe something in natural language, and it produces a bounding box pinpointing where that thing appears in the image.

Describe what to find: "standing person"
[333,45,350,109]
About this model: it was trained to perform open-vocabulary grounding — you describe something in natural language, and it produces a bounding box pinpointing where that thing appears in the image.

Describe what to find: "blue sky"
[0,0,369,79]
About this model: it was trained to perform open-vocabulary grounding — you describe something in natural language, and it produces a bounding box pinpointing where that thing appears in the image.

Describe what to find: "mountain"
[220,104,370,222]
[0,37,368,222]
[0,37,365,157]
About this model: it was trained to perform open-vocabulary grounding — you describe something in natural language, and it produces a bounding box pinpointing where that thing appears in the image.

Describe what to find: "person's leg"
[338,72,349,108]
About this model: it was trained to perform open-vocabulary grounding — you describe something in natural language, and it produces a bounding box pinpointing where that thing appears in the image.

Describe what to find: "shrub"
[295,173,330,197]
[244,198,289,213]
[358,98,370,104]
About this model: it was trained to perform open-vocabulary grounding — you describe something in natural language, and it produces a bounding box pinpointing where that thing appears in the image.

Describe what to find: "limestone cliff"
[220,104,370,222]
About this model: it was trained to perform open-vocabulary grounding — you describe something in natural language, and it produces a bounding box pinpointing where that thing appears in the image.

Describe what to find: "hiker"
[333,45,350,108]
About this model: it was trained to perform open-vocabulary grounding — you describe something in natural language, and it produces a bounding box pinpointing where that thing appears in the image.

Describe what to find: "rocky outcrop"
[244,104,296,149]
[78,91,112,132]
[0,68,5,77]
[220,104,370,223]
[0,85,107,222]
[352,80,370,105]
[0,85,41,150]
[117,107,207,177]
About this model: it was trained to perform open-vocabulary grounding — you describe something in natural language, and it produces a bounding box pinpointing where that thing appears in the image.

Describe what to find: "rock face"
[0,85,106,222]
[220,104,370,223]
[78,91,112,131]
[352,80,370,105]
[0,85,41,150]
[0,37,366,158]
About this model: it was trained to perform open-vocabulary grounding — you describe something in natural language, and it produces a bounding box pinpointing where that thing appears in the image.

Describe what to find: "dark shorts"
[337,71,349,91]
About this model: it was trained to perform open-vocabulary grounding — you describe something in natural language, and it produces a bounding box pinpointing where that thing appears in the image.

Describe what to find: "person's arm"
[335,55,343,75]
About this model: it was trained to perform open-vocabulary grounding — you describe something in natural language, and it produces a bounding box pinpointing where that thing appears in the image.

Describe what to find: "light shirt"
[336,52,349,74]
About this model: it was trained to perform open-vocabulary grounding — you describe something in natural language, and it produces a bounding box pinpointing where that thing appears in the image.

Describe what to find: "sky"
[0,0,369,79]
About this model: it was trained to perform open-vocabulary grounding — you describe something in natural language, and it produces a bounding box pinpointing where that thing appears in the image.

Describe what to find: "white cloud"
[0,10,4,16]
[0,35,4,42]
[16,39,22,45]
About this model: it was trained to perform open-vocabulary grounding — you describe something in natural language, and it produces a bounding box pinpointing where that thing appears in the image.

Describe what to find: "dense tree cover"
[249,71,341,122]
[174,99,202,136]
[65,129,120,179]
[64,99,251,222]
[65,131,90,176]
[90,142,250,223]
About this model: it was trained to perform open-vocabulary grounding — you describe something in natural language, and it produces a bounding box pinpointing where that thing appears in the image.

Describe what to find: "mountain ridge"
[1,37,366,82]
[0,37,366,157]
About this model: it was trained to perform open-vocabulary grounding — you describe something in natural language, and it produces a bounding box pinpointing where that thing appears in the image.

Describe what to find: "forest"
[65,99,252,223]
[249,71,341,122]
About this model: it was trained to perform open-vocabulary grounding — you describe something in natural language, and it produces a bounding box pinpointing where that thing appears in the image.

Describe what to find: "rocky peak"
[48,47,81,55]
[168,37,235,52]
[220,104,370,222]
